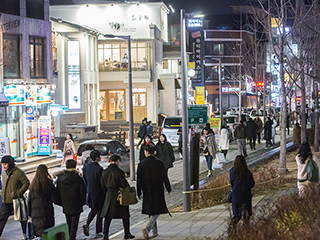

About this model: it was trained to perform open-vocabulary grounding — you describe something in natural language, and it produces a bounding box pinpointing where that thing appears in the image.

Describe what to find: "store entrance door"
[133,89,147,123]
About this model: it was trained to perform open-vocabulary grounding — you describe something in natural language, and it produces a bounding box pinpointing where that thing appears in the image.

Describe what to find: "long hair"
[234,155,248,180]
[29,164,52,193]
[298,142,312,164]
[159,134,167,143]
[142,134,152,144]
[67,133,73,141]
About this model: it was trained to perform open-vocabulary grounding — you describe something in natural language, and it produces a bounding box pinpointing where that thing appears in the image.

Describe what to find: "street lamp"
[103,34,135,181]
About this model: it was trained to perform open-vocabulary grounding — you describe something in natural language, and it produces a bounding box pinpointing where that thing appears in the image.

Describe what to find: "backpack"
[307,155,319,183]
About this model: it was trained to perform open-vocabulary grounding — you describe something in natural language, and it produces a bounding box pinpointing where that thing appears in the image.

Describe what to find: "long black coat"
[56,169,86,215]
[83,161,105,210]
[137,156,171,215]
[155,141,175,169]
[264,120,273,140]
[28,181,59,237]
[138,123,147,138]
[246,120,259,138]
[100,164,130,219]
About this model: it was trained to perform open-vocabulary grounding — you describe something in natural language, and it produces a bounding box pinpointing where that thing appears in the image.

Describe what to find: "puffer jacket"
[1,166,29,203]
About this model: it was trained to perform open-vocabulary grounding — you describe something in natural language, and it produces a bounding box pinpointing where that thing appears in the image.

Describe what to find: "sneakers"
[264,147,268,149]
[142,228,149,239]
[94,232,104,239]
[150,233,158,239]
[179,153,183,159]
[83,224,89,236]
[124,233,135,239]
[207,170,212,177]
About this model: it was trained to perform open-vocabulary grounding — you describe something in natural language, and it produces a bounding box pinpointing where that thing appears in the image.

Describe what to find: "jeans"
[205,154,213,171]
[265,139,272,148]
[249,137,256,150]
[145,215,159,235]
[65,214,80,240]
[0,203,26,236]
[237,139,247,157]
[87,209,103,233]
[103,217,130,240]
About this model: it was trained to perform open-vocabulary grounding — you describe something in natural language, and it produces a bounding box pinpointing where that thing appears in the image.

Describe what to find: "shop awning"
[50,104,69,111]
[175,79,181,89]
[158,79,165,90]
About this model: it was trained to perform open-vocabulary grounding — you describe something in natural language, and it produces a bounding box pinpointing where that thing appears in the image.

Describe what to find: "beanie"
[1,155,15,172]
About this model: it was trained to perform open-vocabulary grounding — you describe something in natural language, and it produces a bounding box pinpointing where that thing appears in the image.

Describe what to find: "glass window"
[26,0,44,20]
[3,34,20,78]
[133,94,139,106]
[140,94,146,106]
[30,37,46,78]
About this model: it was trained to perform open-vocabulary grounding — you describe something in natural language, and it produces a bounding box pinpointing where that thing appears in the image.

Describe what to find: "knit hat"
[1,155,15,172]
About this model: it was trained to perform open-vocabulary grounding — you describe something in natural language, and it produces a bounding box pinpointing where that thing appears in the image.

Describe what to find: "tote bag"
[118,187,138,206]
[13,197,28,221]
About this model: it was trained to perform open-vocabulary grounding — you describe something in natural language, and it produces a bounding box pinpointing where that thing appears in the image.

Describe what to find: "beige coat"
[201,133,218,157]
[62,140,76,166]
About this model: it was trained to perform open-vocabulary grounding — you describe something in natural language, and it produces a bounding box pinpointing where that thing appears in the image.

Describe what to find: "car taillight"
[161,127,163,134]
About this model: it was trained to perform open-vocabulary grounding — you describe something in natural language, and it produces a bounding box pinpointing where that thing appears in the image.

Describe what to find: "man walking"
[177,122,183,158]
[246,118,259,150]
[137,118,147,149]
[146,121,153,137]
[137,144,171,239]
[56,159,86,240]
[0,156,29,238]
[310,109,316,128]
[254,115,263,144]
[82,150,105,238]
[234,120,247,157]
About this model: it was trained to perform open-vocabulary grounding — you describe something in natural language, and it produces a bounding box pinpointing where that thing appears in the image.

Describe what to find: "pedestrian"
[220,125,229,159]
[205,123,214,134]
[0,156,30,238]
[246,118,259,150]
[254,115,263,144]
[139,134,153,162]
[229,155,255,224]
[286,114,291,135]
[310,109,316,128]
[82,150,105,238]
[234,120,247,157]
[28,164,59,237]
[56,159,86,240]
[137,144,171,239]
[62,133,76,167]
[264,117,273,149]
[177,122,183,158]
[155,134,175,171]
[293,123,301,144]
[295,142,320,195]
[272,116,277,145]
[146,121,153,137]
[100,154,135,240]
[77,144,94,173]
[136,118,147,149]
[201,128,218,177]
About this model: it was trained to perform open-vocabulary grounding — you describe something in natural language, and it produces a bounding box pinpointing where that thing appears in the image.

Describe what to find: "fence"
[98,131,126,145]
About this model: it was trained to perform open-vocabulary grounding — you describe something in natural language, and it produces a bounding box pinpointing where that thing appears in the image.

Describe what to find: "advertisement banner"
[37,87,51,103]
[26,106,35,120]
[0,138,11,160]
[25,85,38,106]
[210,117,221,146]
[196,86,205,104]
[4,85,24,105]
[38,116,51,155]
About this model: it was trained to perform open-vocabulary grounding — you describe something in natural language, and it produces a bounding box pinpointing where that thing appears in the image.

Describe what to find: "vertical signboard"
[38,116,51,155]
[189,30,203,86]
[210,117,221,146]
[67,41,81,110]
[196,86,205,104]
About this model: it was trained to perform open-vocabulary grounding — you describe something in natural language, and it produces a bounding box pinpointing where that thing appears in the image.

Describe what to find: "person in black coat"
[28,165,60,237]
[136,118,147,149]
[264,117,273,149]
[82,150,105,238]
[56,160,86,240]
[137,144,171,239]
[100,154,135,240]
[246,118,259,150]
[139,134,153,162]
[229,155,255,224]
[155,134,175,170]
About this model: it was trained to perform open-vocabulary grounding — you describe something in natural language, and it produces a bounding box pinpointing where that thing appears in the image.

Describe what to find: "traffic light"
[257,81,264,87]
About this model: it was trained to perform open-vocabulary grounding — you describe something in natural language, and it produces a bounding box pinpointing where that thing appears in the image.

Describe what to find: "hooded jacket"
[56,169,86,215]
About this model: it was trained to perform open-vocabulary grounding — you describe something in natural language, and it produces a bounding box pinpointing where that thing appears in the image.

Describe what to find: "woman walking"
[219,125,229,159]
[296,142,320,195]
[62,133,76,167]
[229,155,255,224]
[28,165,60,237]
[155,134,175,171]
[201,128,217,177]
[139,134,153,162]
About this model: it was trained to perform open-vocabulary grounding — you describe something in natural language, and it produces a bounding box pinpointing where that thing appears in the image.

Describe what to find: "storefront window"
[30,36,46,78]
[98,42,150,72]
[3,34,20,78]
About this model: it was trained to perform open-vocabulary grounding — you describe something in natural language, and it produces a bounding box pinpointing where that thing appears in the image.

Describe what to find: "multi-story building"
[0,0,53,159]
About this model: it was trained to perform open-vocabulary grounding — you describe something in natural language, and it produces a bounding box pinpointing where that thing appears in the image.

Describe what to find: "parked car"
[249,107,279,123]
[77,140,130,173]
[161,117,191,147]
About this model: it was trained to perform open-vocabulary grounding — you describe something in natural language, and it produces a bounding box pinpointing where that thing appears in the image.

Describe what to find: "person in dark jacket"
[137,144,171,239]
[229,155,255,224]
[254,115,263,144]
[136,118,147,149]
[146,121,153,137]
[286,114,291,135]
[139,134,153,162]
[177,122,183,158]
[28,164,59,237]
[234,120,247,157]
[82,150,105,238]
[155,134,175,170]
[0,155,30,238]
[100,154,134,240]
[264,117,273,149]
[56,160,86,240]
[246,118,259,150]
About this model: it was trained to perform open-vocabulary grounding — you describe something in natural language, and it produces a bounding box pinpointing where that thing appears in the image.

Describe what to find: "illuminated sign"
[4,85,24,105]
[38,116,51,155]
[222,87,240,93]
[257,82,264,87]
[67,41,81,110]
[188,19,203,28]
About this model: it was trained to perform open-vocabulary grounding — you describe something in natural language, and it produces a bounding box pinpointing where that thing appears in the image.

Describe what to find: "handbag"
[13,197,28,221]
[216,152,226,164]
[118,187,138,206]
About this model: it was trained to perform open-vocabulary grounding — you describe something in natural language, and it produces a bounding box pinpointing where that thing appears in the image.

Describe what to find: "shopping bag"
[118,187,138,206]
[13,197,28,221]
[216,152,226,164]
[212,158,223,169]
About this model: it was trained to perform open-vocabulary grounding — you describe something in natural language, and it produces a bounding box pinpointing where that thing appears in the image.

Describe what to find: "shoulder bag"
[118,187,138,206]
[13,197,28,221]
